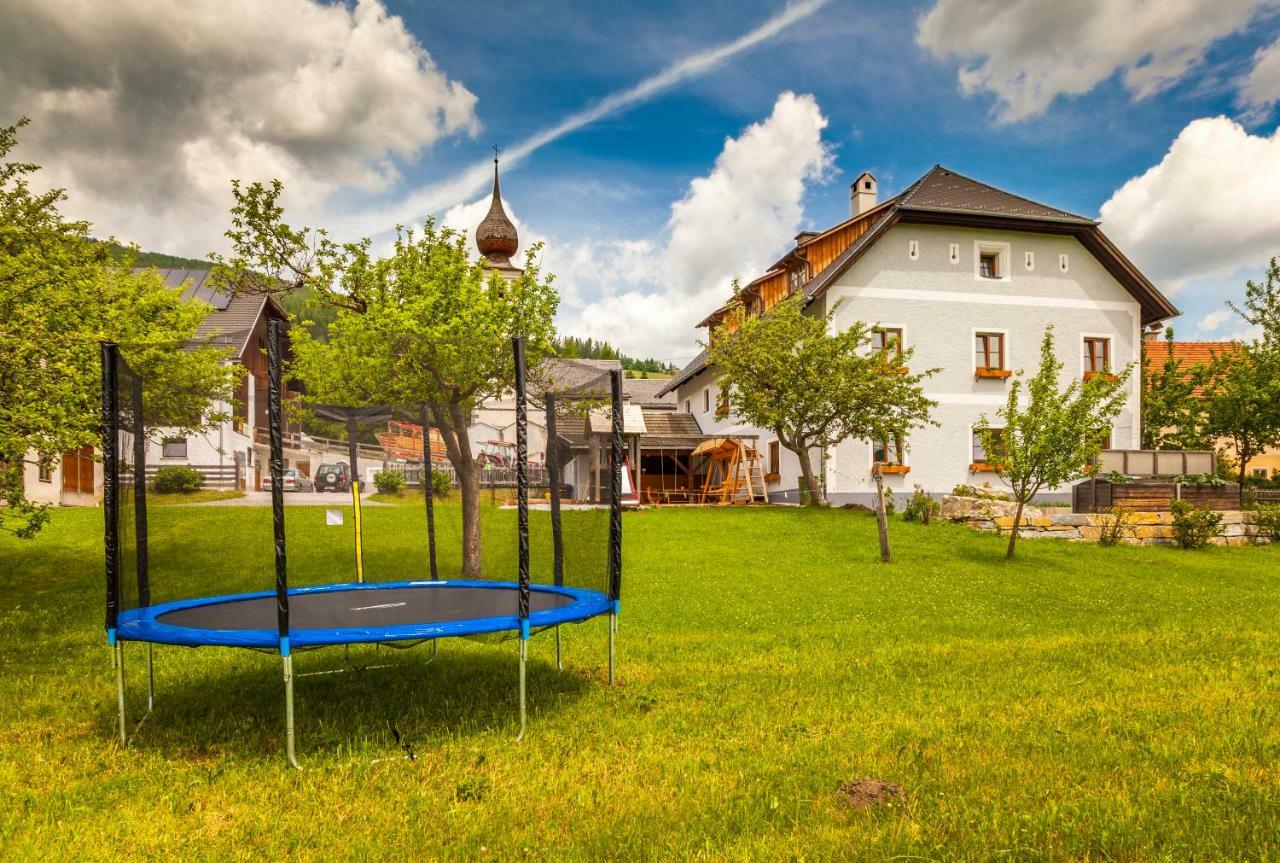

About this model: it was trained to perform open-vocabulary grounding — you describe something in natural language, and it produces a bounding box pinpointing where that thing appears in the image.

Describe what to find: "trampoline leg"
[114,642,127,747]
[608,612,617,687]
[146,643,155,713]
[283,655,299,770]
[555,626,562,671]
[516,638,528,742]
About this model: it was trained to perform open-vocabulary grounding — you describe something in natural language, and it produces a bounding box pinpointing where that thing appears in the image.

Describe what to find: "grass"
[1,505,1278,860]
[146,489,244,506]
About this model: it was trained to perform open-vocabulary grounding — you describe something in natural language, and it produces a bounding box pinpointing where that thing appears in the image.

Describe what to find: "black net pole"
[421,403,438,580]
[544,393,564,587]
[268,319,290,645]
[130,372,150,608]
[101,343,121,636]
[608,369,623,602]
[513,337,530,620]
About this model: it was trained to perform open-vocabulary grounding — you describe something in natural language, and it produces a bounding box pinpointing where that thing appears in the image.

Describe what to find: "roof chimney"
[851,171,877,217]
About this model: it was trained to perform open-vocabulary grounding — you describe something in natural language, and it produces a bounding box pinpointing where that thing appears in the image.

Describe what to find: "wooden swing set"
[690,437,766,504]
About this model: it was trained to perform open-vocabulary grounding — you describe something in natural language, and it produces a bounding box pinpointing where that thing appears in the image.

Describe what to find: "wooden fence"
[1073,479,1241,513]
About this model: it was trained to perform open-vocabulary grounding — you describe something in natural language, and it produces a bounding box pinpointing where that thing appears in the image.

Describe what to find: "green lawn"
[1,505,1278,860]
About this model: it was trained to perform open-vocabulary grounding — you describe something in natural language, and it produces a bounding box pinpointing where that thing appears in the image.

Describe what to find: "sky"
[5,0,1280,367]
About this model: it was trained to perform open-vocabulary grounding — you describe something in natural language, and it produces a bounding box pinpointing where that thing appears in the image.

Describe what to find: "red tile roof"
[1145,340,1241,396]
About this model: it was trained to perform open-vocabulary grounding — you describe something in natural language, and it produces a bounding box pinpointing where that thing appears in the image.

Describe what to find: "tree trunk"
[873,467,891,563]
[794,443,824,506]
[1006,498,1026,560]
[1236,439,1251,487]
[431,401,484,578]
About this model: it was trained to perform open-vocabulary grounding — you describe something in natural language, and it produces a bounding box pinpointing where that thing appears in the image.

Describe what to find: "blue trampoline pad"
[115,580,612,649]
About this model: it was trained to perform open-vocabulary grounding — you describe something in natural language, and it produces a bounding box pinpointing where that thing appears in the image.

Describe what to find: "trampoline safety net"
[102,328,623,646]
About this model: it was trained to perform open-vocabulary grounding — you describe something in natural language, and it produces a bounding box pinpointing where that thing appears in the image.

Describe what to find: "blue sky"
[7,0,1280,362]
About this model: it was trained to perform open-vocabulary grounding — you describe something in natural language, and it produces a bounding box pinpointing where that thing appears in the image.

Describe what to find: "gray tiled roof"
[622,377,677,408]
[534,357,620,397]
[639,409,706,449]
[896,165,1095,224]
[655,349,708,397]
[136,267,286,357]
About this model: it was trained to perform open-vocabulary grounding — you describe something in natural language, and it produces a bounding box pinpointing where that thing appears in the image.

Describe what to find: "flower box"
[975,367,1012,379]
[877,464,910,475]
[969,462,997,473]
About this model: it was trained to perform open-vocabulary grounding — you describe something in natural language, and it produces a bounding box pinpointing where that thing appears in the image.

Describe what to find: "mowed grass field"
[1,503,1279,861]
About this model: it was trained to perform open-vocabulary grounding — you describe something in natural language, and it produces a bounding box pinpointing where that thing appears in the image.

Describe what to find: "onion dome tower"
[476,156,523,281]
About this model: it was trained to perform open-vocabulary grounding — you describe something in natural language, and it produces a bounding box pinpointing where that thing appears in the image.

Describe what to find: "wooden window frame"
[767,440,781,482]
[872,434,909,473]
[38,459,53,483]
[702,388,710,413]
[1083,336,1113,380]
[715,385,730,419]
[974,331,1010,377]
[971,427,1005,472]
[979,252,999,279]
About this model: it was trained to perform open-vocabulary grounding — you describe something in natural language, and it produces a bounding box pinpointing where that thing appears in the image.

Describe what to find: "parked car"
[313,462,351,493]
[261,469,314,492]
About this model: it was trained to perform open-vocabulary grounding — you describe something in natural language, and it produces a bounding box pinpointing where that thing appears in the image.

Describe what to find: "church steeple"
[476,156,520,275]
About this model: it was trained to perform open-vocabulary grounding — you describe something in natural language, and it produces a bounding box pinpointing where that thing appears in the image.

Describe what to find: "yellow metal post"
[351,479,365,583]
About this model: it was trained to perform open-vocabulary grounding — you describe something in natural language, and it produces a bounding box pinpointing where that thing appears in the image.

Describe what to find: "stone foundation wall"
[943,496,1273,546]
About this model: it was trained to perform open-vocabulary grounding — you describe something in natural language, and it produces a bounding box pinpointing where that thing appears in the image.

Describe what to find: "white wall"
[675,223,1147,504]
[823,224,1143,502]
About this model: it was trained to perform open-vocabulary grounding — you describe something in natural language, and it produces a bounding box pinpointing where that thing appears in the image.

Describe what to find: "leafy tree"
[1202,343,1280,486]
[706,293,937,508]
[976,325,1130,559]
[1230,256,1280,345]
[1195,259,1280,486]
[0,119,235,538]
[1141,327,1214,450]
[215,182,557,578]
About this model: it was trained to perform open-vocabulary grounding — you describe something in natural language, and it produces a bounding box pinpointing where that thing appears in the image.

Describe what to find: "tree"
[1202,346,1280,486]
[1230,256,1280,345]
[1194,259,1280,486]
[215,182,557,578]
[976,325,1130,559]
[1141,327,1214,450]
[706,293,937,508]
[0,119,236,538]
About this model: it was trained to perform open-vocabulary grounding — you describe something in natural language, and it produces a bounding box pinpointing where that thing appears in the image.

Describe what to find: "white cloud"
[341,0,831,236]
[554,92,832,360]
[1099,116,1280,291]
[1196,308,1232,334]
[2,0,477,254]
[1239,37,1280,118]
[917,0,1274,122]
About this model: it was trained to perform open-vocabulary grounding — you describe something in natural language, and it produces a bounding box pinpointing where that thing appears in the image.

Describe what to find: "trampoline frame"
[101,326,625,766]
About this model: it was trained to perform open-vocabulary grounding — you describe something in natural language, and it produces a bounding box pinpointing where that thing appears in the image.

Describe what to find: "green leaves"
[976,325,1131,558]
[706,294,938,505]
[1,119,236,538]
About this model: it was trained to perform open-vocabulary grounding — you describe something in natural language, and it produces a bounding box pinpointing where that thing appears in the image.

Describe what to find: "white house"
[658,166,1179,505]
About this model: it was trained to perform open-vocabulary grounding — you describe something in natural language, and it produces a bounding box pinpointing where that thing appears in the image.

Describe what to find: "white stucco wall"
[823,224,1143,502]
[673,223,1148,504]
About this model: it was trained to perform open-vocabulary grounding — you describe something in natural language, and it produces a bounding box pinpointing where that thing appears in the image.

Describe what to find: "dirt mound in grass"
[837,778,905,810]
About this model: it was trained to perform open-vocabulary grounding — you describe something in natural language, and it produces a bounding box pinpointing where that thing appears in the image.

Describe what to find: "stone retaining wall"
[944,496,1273,546]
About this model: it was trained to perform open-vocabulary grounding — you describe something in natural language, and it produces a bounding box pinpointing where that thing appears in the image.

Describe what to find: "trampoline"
[101,326,624,766]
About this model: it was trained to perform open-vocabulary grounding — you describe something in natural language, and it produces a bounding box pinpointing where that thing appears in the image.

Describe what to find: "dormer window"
[974,241,1011,282]
[787,263,809,294]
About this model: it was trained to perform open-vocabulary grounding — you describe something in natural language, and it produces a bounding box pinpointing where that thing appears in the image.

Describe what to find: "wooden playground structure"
[639,436,766,505]
[375,419,448,462]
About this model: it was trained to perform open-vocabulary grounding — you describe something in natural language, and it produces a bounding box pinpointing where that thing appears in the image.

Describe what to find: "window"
[972,428,1005,465]
[975,241,1010,281]
[702,388,710,413]
[684,399,691,414]
[716,386,730,418]
[162,437,188,459]
[768,440,780,476]
[979,253,999,279]
[1098,427,1113,450]
[872,327,904,362]
[787,262,809,294]
[1253,468,1270,479]
[873,433,905,466]
[38,459,53,483]
[975,332,1005,371]
[1083,337,1111,376]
